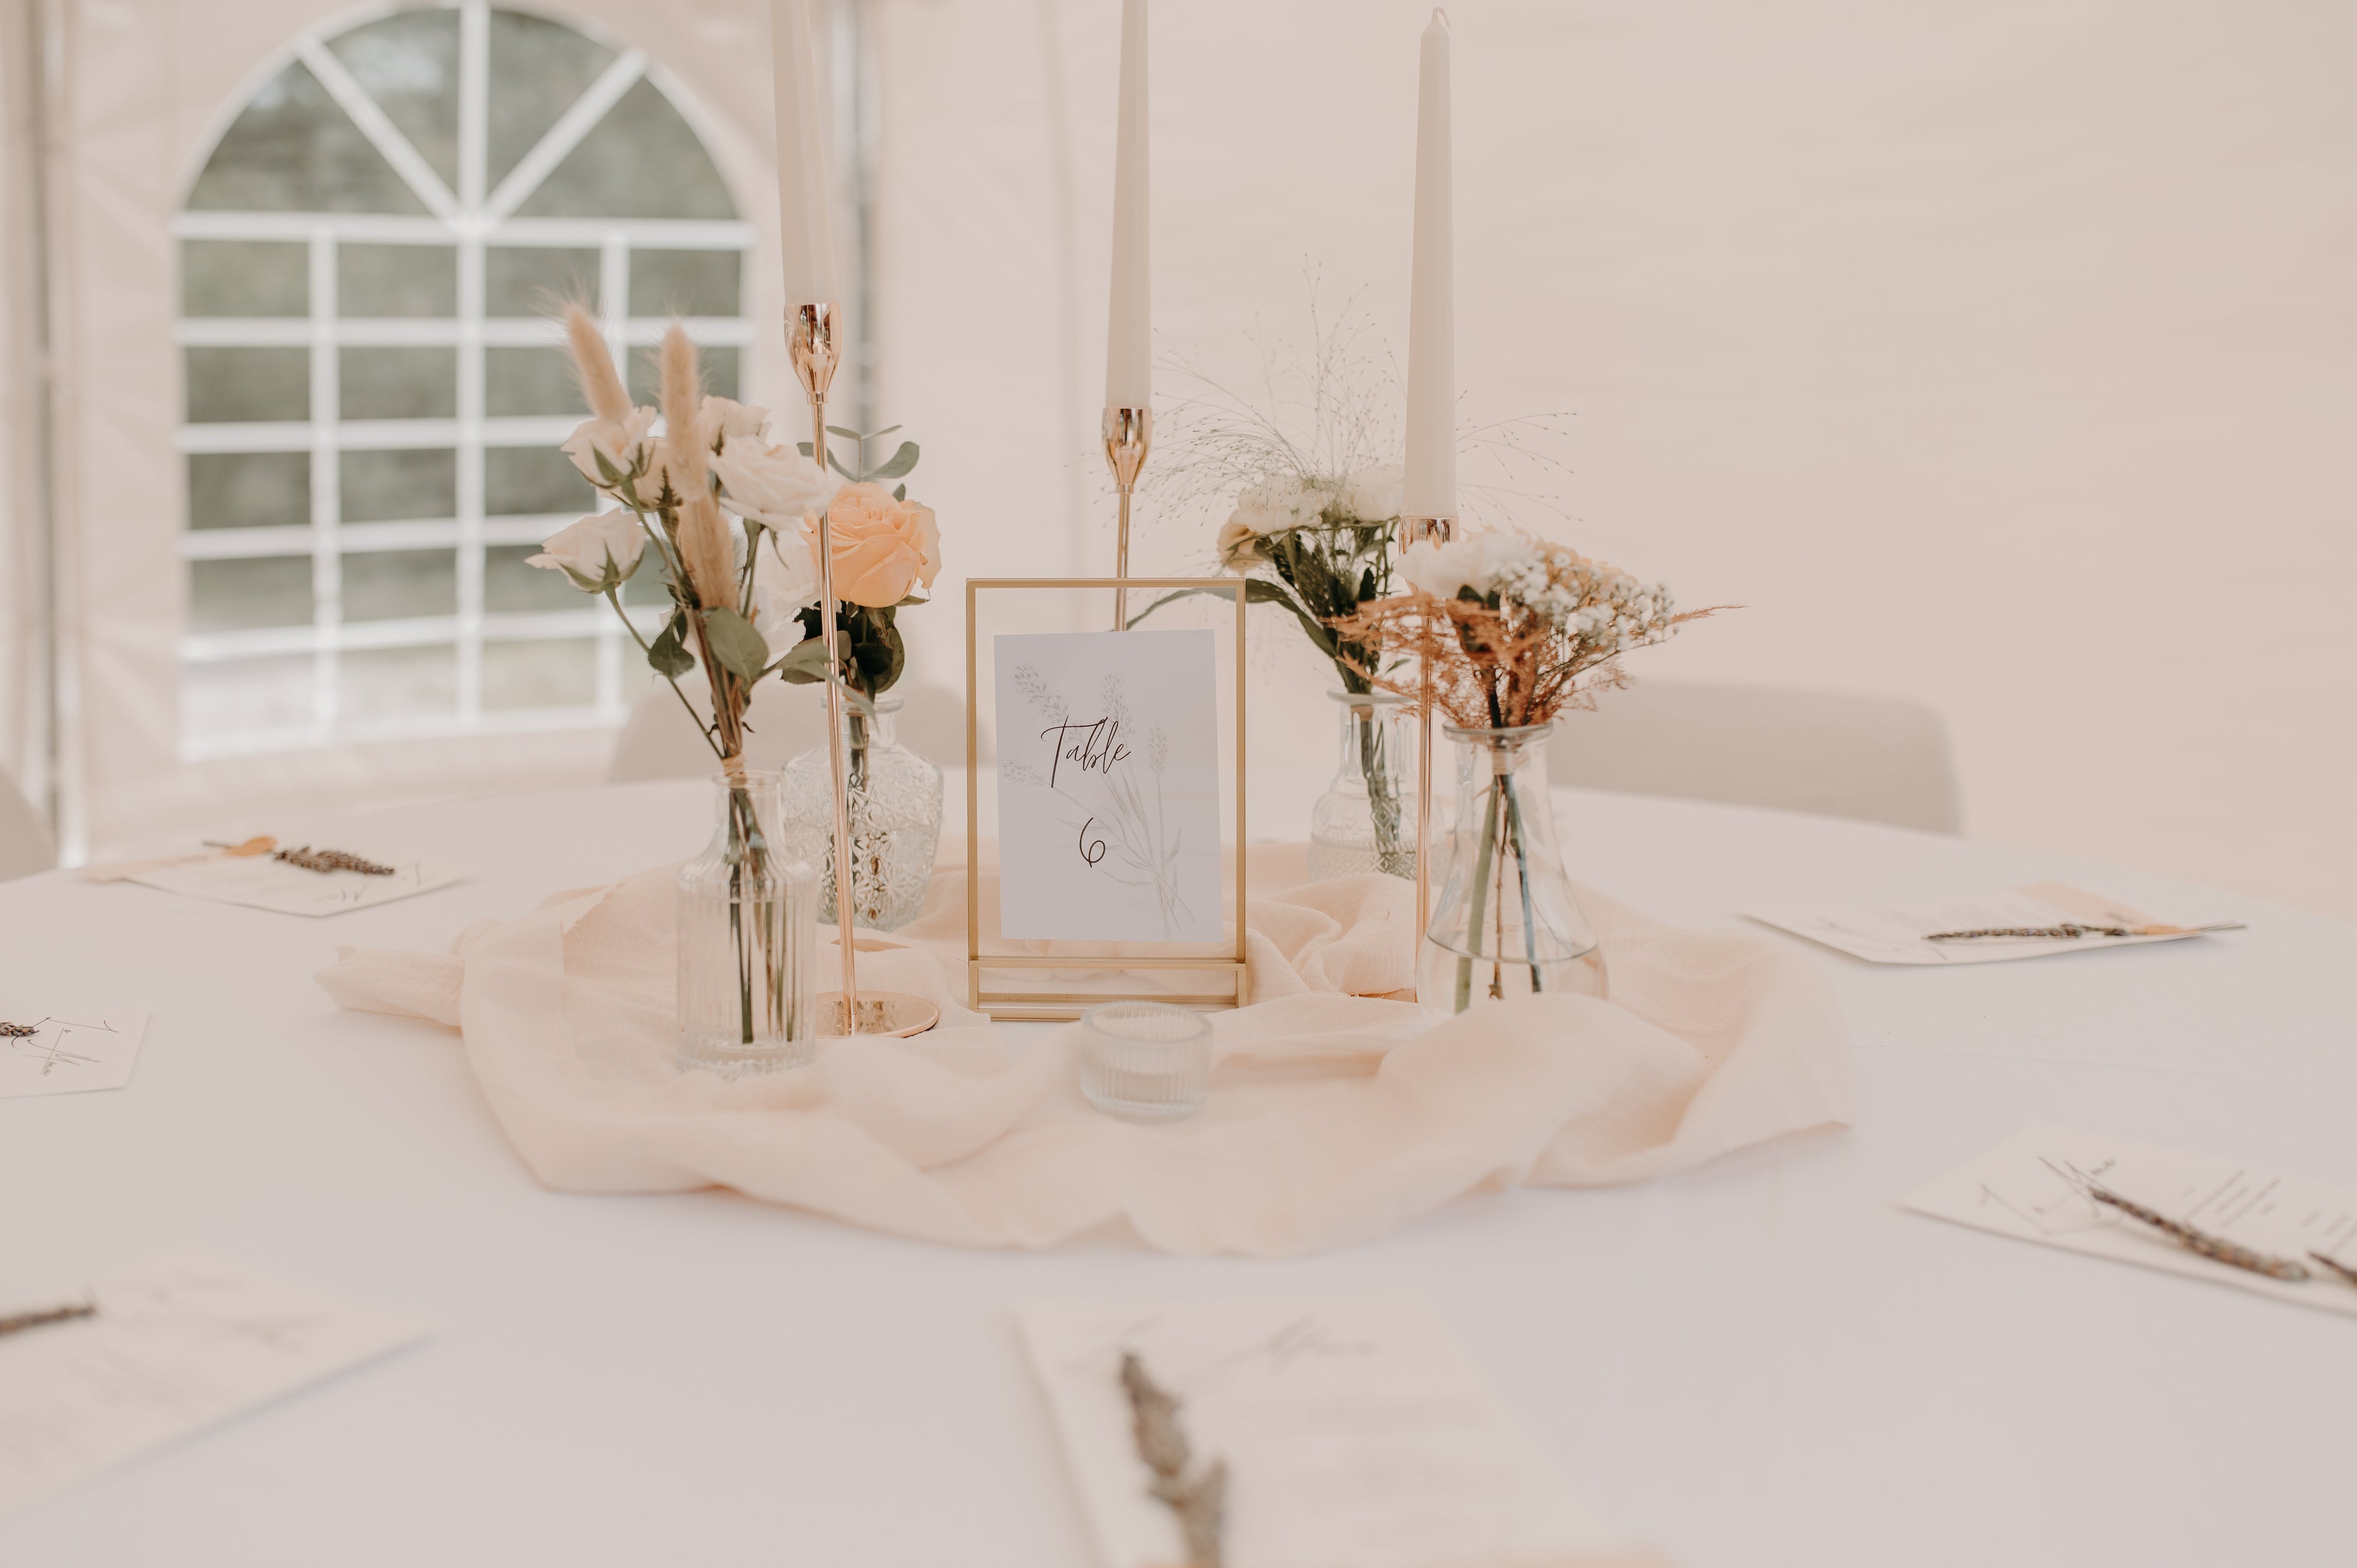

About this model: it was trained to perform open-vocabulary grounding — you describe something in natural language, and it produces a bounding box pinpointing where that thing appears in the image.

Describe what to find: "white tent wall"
[879,0,2357,918]
[50,0,811,859]
[25,0,2356,912]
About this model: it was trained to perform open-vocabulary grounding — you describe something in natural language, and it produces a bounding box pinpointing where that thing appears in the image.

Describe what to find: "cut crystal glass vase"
[1308,688,1419,882]
[677,769,820,1075]
[782,696,944,933]
[1417,722,1607,1023]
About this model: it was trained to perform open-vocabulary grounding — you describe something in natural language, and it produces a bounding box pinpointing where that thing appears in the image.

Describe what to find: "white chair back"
[1547,681,1962,834]
[0,766,57,882]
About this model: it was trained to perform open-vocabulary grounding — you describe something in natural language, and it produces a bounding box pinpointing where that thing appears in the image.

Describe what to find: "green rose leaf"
[773,636,833,685]
[701,606,770,685]
[646,612,695,678]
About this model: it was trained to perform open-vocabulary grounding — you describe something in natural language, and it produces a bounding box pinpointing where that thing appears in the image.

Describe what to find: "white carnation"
[1227,475,1330,536]
[1341,463,1403,522]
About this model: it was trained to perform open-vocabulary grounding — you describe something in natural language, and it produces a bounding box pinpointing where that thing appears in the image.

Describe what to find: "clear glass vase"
[1417,722,1607,1023]
[678,769,820,1075]
[1308,688,1420,882]
[782,695,944,933]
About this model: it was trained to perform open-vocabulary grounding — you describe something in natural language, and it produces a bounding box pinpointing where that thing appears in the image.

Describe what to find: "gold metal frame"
[965,576,1250,1021]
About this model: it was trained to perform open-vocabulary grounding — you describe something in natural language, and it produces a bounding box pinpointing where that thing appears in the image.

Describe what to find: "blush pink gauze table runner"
[317,843,1853,1254]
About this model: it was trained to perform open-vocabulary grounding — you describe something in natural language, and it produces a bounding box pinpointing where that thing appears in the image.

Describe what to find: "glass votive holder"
[1078,1001,1212,1123]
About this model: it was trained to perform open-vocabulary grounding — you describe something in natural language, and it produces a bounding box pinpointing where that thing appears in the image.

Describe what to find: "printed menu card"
[0,1003,150,1100]
[0,1250,430,1516]
[1749,881,2238,965]
[1903,1124,2357,1316]
[1018,1295,1661,1568]
[994,629,1225,943]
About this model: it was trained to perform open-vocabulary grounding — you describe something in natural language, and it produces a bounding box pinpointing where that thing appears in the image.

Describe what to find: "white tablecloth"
[3,779,2352,1568]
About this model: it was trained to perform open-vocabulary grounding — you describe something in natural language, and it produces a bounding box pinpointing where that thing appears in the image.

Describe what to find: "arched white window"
[174,4,751,756]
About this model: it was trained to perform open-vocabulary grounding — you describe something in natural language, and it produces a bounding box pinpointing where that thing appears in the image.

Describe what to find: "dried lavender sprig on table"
[1119,1351,1226,1568]
[0,1021,34,1038]
[2079,1179,2312,1282]
[0,1298,97,1339]
[273,846,395,877]
[2308,1251,2357,1290]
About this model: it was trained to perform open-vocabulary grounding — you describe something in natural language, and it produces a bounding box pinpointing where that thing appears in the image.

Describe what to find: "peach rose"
[803,481,942,608]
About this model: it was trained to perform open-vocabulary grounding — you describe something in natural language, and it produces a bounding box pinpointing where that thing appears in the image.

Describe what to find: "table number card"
[994,628,1224,944]
[0,1005,151,1100]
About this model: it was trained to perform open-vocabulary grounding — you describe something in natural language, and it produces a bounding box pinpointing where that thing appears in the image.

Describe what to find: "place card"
[1017,1295,1654,1568]
[127,850,463,917]
[0,1250,430,1516]
[994,629,1224,943]
[1747,881,2238,965]
[1902,1124,2357,1316]
[0,1003,151,1100]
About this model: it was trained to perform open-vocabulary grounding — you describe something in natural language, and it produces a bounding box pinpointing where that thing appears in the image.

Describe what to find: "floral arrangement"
[1335,530,1706,728]
[530,304,940,757]
[529,305,942,1042]
[1334,530,1715,1013]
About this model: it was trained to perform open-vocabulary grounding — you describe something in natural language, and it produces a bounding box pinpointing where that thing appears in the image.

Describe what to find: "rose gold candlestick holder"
[1399,514,1454,957]
[1102,405,1151,629]
[791,300,937,1039]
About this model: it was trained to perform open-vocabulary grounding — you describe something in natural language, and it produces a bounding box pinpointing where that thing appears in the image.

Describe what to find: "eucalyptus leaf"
[701,606,770,685]
[892,484,906,502]
[869,441,919,481]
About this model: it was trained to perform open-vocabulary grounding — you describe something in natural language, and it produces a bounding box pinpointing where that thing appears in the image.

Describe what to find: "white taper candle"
[1105,0,1152,409]
[772,0,839,306]
[1402,9,1455,520]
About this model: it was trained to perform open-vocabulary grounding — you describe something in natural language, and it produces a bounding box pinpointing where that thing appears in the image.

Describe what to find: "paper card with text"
[1748,882,2238,965]
[1018,1296,1652,1568]
[0,1004,151,1100]
[1902,1124,2357,1316]
[0,1250,430,1516]
[129,851,463,917]
[994,629,1224,943]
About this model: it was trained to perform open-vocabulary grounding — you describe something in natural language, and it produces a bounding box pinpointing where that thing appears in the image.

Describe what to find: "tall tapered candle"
[1105,0,1151,409]
[772,0,839,306]
[1402,9,1455,520]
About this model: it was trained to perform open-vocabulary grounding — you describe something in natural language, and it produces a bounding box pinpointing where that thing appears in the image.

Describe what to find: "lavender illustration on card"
[995,630,1223,943]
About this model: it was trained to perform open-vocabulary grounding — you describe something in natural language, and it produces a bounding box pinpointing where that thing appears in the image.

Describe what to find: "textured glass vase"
[782,696,944,933]
[1417,722,1607,1023]
[678,770,820,1075]
[1308,688,1420,882]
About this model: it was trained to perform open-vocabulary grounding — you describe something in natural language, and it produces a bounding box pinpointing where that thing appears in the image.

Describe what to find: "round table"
[3,779,2351,1567]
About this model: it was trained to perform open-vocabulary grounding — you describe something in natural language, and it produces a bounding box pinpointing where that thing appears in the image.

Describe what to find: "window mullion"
[309,229,339,742]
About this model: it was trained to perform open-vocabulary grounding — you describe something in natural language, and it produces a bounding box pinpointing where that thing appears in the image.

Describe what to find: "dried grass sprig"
[273,845,395,876]
[1119,1351,1226,1568]
[658,325,734,612]
[564,302,630,425]
[2072,1174,2313,1282]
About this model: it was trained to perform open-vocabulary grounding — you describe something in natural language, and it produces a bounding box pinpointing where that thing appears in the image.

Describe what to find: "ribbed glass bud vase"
[1308,688,1418,882]
[678,768,820,1075]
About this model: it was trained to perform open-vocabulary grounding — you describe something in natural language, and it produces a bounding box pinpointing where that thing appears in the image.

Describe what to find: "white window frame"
[172,2,752,760]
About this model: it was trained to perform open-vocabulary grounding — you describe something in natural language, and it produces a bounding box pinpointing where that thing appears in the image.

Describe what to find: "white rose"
[1342,463,1403,521]
[712,443,840,527]
[697,395,771,453]
[1228,475,1331,536]
[748,528,821,651]
[561,407,659,493]
[527,512,646,590]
